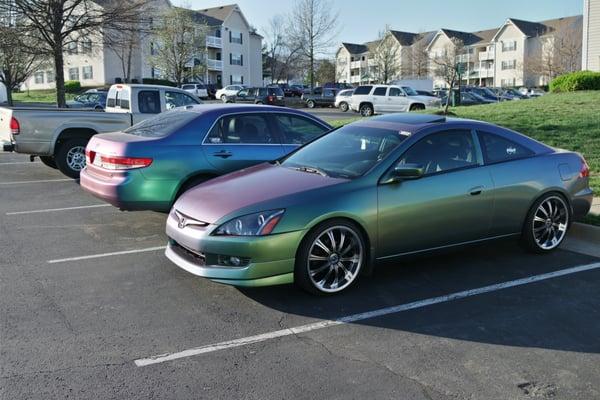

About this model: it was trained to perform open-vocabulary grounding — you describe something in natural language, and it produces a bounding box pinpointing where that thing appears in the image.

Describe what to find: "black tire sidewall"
[294,219,367,295]
[39,156,58,169]
[55,137,88,179]
[307,100,315,108]
[360,105,373,117]
[340,102,348,112]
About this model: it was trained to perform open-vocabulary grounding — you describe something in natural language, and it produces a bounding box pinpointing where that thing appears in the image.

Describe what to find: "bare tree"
[527,20,582,85]
[431,38,465,113]
[288,0,339,88]
[371,28,399,84]
[262,15,286,84]
[406,33,430,78]
[151,7,208,86]
[105,16,149,83]
[0,0,149,107]
[0,7,47,105]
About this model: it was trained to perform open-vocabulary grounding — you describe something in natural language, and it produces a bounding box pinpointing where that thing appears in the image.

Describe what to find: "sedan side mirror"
[381,163,424,185]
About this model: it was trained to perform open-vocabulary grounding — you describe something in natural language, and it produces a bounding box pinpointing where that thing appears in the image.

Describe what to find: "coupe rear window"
[124,111,197,138]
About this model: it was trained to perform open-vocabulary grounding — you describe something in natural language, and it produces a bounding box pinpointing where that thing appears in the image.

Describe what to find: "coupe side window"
[275,114,328,144]
[397,130,478,175]
[206,114,275,144]
[138,90,161,114]
[478,131,534,163]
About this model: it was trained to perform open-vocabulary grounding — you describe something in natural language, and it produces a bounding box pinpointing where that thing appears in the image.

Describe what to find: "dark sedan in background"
[80,105,331,211]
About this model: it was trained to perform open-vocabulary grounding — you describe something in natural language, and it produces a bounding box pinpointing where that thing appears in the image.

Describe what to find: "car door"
[387,87,410,112]
[371,87,388,112]
[235,88,253,103]
[322,89,336,106]
[202,113,285,173]
[377,129,494,258]
[271,113,331,154]
[165,90,200,110]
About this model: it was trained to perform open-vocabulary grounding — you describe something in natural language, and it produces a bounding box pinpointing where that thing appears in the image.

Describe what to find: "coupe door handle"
[469,186,484,196]
[212,150,233,159]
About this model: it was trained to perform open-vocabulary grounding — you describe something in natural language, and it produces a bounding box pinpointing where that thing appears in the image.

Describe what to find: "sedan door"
[202,113,285,173]
[377,129,494,258]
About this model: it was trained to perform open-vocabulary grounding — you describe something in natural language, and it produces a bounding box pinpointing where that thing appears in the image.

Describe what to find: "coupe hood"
[174,163,347,224]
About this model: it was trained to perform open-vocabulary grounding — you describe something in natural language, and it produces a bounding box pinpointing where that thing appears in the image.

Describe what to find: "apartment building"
[336,15,582,88]
[583,0,600,71]
[23,2,263,90]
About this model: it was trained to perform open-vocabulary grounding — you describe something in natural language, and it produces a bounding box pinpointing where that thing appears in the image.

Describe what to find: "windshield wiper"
[293,166,328,177]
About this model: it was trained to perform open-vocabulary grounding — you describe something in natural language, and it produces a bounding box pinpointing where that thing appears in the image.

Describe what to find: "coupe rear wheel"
[55,138,88,179]
[295,220,365,295]
[522,194,570,253]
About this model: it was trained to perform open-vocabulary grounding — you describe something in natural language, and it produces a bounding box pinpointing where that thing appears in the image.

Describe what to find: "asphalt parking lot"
[1,152,600,400]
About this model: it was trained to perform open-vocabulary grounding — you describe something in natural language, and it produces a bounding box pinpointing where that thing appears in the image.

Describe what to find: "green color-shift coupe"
[165,114,593,295]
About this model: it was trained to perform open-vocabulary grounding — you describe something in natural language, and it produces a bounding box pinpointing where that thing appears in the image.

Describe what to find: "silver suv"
[349,85,441,116]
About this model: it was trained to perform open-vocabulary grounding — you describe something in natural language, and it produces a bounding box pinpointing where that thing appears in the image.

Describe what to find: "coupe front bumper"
[165,211,305,287]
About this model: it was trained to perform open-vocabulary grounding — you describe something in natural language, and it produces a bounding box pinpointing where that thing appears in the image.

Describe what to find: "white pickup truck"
[349,84,441,117]
[0,84,201,178]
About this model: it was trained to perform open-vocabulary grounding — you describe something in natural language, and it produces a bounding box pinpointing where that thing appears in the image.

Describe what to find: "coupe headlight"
[213,210,285,236]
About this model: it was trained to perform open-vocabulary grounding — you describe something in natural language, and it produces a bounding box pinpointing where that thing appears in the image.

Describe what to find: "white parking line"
[0,178,73,185]
[47,246,166,264]
[6,204,112,216]
[134,261,600,367]
[0,161,41,165]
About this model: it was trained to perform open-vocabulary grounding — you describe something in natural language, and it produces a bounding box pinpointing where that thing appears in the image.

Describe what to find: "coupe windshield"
[282,123,408,179]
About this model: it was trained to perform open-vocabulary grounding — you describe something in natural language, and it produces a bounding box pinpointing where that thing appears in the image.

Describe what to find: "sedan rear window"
[124,111,197,138]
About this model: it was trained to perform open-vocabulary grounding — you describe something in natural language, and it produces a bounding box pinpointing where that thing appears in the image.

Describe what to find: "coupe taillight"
[87,150,152,170]
[580,157,590,178]
[10,117,20,136]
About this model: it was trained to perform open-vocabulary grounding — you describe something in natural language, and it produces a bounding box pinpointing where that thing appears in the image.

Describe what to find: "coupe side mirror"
[381,163,424,185]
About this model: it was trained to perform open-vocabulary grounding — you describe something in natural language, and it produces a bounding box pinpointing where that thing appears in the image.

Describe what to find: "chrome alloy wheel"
[66,146,86,171]
[307,226,363,293]
[532,195,569,250]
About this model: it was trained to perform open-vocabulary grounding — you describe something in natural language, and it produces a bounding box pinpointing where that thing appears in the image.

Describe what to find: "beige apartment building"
[336,15,583,88]
[24,2,263,90]
[583,0,600,71]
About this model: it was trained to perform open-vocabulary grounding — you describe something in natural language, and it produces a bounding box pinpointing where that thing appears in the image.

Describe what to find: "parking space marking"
[6,204,112,216]
[47,246,166,264]
[0,161,41,165]
[0,178,73,185]
[134,261,600,367]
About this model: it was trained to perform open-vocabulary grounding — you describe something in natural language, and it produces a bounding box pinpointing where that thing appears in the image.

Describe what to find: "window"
[34,72,44,84]
[81,39,92,54]
[68,67,79,81]
[82,66,93,80]
[275,114,329,144]
[118,87,130,109]
[477,131,534,164]
[46,71,55,83]
[165,91,199,109]
[230,53,243,66]
[67,41,78,55]
[230,75,243,85]
[206,114,275,144]
[373,87,387,96]
[237,88,251,97]
[396,130,478,175]
[502,40,517,52]
[500,78,516,87]
[125,110,198,138]
[388,87,403,97]
[354,85,372,95]
[323,89,336,97]
[501,60,516,70]
[138,90,161,114]
[229,30,243,44]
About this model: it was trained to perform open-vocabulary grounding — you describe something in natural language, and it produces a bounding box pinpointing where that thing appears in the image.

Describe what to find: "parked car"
[416,90,435,97]
[165,113,592,294]
[229,87,285,106]
[0,84,202,178]
[181,83,209,99]
[463,86,499,102]
[349,85,441,116]
[502,88,528,100]
[303,87,339,108]
[440,91,495,107]
[334,89,354,112]
[66,90,108,110]
[80,105,332,212]
[518,87,546,97]
[323,82,353,90]
[205,84,219,99]
[216,85,246,101]
[289,85,305,97]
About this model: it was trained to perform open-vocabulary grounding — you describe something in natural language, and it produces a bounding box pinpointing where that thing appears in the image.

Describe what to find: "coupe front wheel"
[295,220,366,295]
[521,194,570,253]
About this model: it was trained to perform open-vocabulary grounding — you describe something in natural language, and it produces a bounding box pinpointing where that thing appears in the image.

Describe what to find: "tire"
[307,100,316,109]
[409,103,425,111]
[294,219,367,295]
[359,103,374,117]
[94,105,103,111]
[340,102,349,112]
[221,94,227,102]
[521,193,570,253]
[55,137,88,179]
[39,156,58,169]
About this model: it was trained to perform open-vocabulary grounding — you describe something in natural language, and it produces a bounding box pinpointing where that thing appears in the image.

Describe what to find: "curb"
[570,222,600,242]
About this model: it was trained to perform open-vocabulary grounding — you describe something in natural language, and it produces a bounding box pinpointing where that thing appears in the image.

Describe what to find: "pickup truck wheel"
[340,102,349,112]
[360,104,374,117]
[307,100,316,109]
[55,138,88,179]
[39,156,58,169]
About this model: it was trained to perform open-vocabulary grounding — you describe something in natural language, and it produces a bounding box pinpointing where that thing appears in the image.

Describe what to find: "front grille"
[171,240,206,266]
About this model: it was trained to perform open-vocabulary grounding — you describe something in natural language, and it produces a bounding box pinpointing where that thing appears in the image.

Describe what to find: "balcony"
[349,75,361,83]
[479,51,494,61]
[207,59,223,71]
[206,36,222,48]
[350,60,365,69]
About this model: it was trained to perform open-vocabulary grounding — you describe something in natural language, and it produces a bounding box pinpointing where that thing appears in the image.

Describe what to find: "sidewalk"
[591,197,600,216]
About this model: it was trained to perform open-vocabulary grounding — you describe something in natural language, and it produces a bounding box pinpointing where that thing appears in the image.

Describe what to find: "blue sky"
[182,0,583,54]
